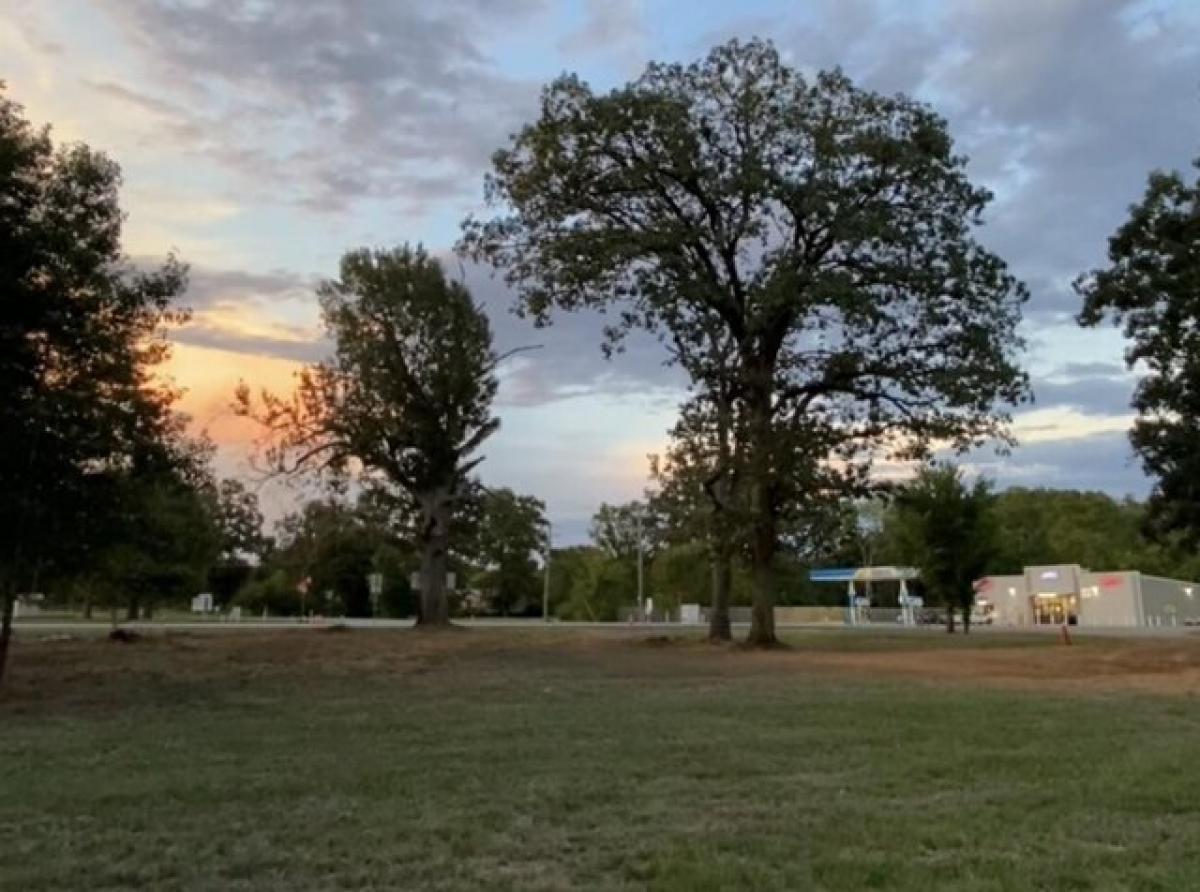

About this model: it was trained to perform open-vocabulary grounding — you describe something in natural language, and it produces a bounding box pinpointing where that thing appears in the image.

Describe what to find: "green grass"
[2,630,1199,890]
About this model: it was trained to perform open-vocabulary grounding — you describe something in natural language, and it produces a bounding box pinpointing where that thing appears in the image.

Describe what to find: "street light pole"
[542,520,551,622]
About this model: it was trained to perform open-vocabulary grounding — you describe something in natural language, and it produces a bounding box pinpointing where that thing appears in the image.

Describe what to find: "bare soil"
[7,627,1200,709]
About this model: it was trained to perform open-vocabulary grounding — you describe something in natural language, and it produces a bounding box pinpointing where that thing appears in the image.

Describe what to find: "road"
[13,616,1200,638]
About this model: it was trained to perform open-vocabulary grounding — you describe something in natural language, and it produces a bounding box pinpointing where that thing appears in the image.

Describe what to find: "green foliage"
[987,489,1142,573]
[372,543,418,619]
[542,546,596,619]
[543,545,639,622]
[207,562,254,608]
[208,479,267,561]
[470,488,547,616]
[1077,160,1200,544]
[465,39,1029,641]
[862,485,1200,594]
[589,500,663,562]
[889,466,996,628]
[234,569,301,616]
[0,85,188,628]
[270,500,379,617]
[647,542,707,615]
[237,245,502,625]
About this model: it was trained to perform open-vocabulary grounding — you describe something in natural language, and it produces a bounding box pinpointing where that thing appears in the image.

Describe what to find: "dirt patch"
[737,638,1200,697]
[6,628,1200,710]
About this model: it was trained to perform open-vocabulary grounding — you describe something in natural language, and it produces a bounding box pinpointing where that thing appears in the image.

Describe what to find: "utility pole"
[636,508,644,621]
[542,520,552,622]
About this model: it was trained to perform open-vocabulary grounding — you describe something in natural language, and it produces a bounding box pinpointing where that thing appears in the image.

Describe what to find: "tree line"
[5,37,1200,683]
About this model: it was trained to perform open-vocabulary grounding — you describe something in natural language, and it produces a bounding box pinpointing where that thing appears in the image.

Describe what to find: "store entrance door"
[1032,595,1077,625]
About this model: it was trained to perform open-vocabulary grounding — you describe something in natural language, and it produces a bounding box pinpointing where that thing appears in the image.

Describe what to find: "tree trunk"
[962,604,971,635]
[415,489,452,627]
[708,550,732,642]
[83,596,93,620]
[126,596,139,622]
[945,604,956,633]
[706,390,735,643]
[746,512,777,647]
[0,585,15,689]
[744,385,778,648]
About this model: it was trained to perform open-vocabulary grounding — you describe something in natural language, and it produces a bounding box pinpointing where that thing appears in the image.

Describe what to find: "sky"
[4,0,1199,544]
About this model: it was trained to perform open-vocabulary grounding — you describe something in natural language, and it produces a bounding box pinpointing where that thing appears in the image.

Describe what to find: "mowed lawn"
[3,628,1200,890]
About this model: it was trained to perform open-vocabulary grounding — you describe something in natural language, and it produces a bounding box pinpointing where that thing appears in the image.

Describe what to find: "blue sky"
[5,0,1199,542]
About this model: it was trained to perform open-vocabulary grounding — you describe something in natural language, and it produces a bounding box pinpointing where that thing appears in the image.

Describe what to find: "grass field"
[3,628,1200,890]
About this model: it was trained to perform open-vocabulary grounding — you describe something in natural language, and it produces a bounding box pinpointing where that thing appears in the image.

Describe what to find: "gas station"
[809,566,923,626]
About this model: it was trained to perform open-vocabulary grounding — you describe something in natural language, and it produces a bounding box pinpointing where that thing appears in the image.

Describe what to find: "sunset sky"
[5,0,1199,542]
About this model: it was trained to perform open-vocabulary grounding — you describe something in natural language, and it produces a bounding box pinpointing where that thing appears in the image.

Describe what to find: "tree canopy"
[1077,159,1200,544]
[470,488,548,616]
[464,38,1029,644]
[237,245,503,625]
[0,85,189,682]
[889,466,996,632]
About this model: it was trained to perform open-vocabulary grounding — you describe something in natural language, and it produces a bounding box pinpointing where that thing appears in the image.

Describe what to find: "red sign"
[973,578,993,592]
[1099,575,1122,589]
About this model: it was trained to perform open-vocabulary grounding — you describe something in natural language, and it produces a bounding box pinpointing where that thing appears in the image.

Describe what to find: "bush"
[234,570,301,616]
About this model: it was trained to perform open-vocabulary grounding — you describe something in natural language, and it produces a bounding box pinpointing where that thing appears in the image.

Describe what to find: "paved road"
[13,617,1200,638]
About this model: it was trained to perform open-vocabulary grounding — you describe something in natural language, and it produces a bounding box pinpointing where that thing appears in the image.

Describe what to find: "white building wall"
[1078,572,1140,626]
[977,575,1030,626]
[1138,575,1200,627]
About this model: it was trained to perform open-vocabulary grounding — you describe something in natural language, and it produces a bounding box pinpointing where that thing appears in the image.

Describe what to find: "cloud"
[455,260,687,408]
[558,0,647,66]
[967,430,1147,497]
[753,0,1200,324]
[180,266,316,312]
[82,79,188,119]
[1059,361,1127,378]
[89,0,548,213]
[165,257,685,407]
[176,311,329,365]
[931,0,1200,320]
[1029,375,1135,417]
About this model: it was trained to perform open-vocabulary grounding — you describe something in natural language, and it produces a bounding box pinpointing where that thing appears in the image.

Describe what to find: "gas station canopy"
[809,566,920,584]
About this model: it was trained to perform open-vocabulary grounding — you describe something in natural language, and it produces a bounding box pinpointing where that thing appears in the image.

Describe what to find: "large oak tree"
[0,86,188,683]
[1077,160,1200,544]
[463,39,1028,645]
[237,246,504,626]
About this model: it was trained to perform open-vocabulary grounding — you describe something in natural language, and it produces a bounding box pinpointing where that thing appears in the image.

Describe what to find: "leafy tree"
[204,478,267,606]
[210,479,267,560]
[590,500,663,563]
[269,499,378,617]
[471,488,548,616]
[372,541,419,619]
[464,39,1028,645]
[891,466,996,632]
[542,546,599,618]
[237,246,510,626]
[94,458,220,620]
[235,569,301,617]
[648,541,711,617]
[0,86,188,683]
[560,549,637,622]
[1077,160,1200,544]
[987,489,1144,574]
[651,395,743,640]
[589,500,665,617]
